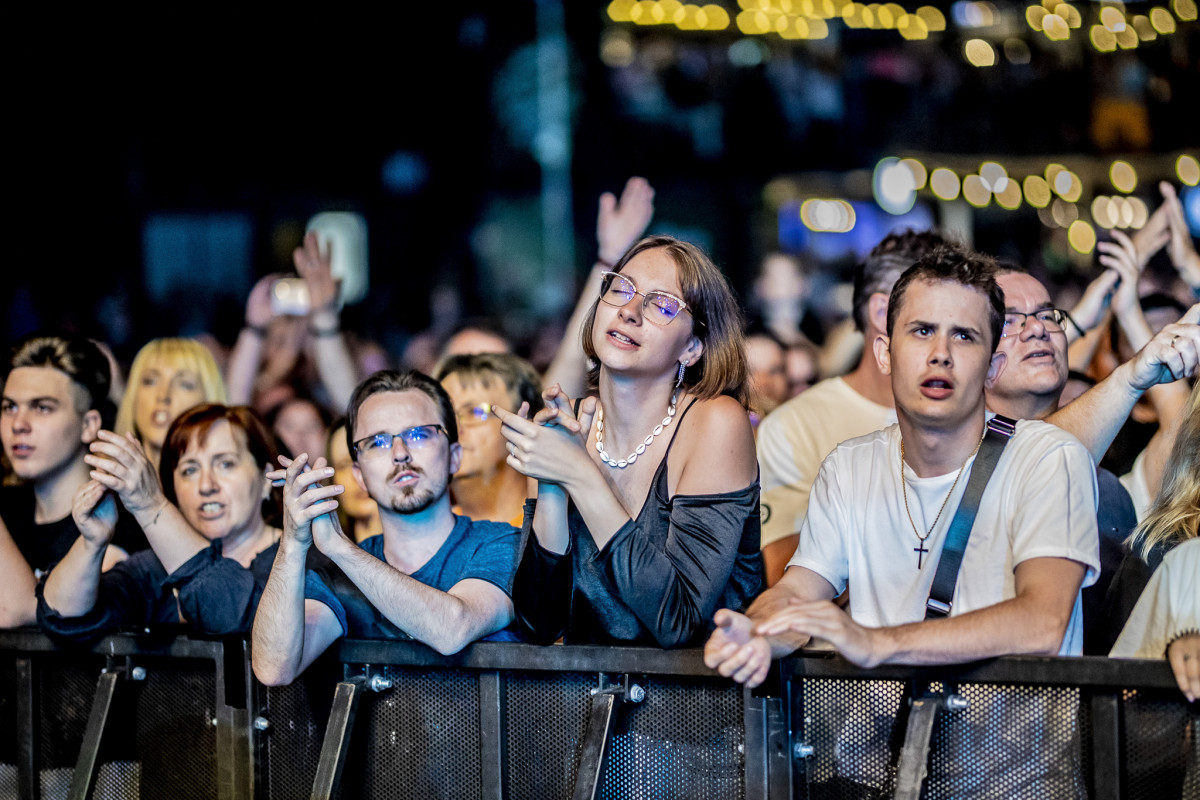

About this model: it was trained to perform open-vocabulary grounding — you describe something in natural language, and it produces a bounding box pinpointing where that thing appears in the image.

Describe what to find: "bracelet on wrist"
[244,323,268,337]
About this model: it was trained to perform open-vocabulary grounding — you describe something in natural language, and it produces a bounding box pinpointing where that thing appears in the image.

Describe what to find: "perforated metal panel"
[598,675,745,800]
[0,658,19,768]
[128,657,218,800]
[925,683,1088,799]
[795,678,906,798]
[1121,687,1200,800]
[38,659,107,769]
[345,666,482,800]
[504,670,594,799]
[263,675,331,800]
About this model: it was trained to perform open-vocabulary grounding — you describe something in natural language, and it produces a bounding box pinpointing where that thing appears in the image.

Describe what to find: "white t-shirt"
[1111,537,1200,659]
[787,418,1100,655]
[757,377,896,548]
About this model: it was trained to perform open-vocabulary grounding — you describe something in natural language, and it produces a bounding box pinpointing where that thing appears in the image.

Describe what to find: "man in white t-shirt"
[707,245,1100,683]
[757,231,954,584]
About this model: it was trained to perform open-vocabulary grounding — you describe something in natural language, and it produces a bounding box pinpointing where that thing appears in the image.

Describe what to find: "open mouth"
[607,330,640,348]
[198,502,225,519]
[920,378,954,399]
[1024,349,1054,361]
[390,470,422,485]
[151,410,172,426]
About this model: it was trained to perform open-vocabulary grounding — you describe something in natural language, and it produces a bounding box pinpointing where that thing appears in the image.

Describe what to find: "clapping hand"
[84,431,167,517]
[72,480,119,550]
[270,453,345,552]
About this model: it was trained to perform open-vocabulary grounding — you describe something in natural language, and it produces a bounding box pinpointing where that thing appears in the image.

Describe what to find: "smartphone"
[306,212,369,306]
[271,277,311,316]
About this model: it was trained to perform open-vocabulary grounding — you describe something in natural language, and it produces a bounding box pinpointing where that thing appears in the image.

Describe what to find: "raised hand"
[597,177,655,266]
[704,609,773,687]
[495,402,594,487]
[85,431,167,517]
[72,480,119,550]
[246,273,285,330]
[1125,304,1200,390]
[294,231,340,312]
[1130,202,1171,270]
[1096,229,1145,319]
[274,453,343,549]
[1159,182,1200,288]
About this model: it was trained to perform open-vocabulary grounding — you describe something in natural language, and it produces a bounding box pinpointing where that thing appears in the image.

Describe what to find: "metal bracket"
[67,658,144,800]
[571,674,647,800]
[893,690,970,800]
[310,669,393,800]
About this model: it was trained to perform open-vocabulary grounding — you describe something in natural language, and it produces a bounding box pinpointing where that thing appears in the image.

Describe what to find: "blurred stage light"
[704,4,731,27]
[1150,6,1177,32]
[931,168,962,200]
[1091,196,1116,228]
[600,31,636,65]
[800,199,857,232]
[1177,154,1200,186]
[1128,197,1149,228]
[874,157,919,214]
[1042,13,1070,39]
[995,180,1023,210]
[609,0,637,21]
[1051,198,1079,227]
[1058,3,1082,26]
[963,175,991,207]
[979,162,1009,193]
[900,158,928,190]
[1100,6,1126,30]
[1068,220,1096,253]
[917,5,946,29]
[1023,175,1052,207]
[899,14,931,38]
[1183,186,1200,236]
[1174,0,1197,21]
[1131,15,1157,39]
[1090,25,1118,49]
[1027,4,1048,30]
[1004,38,1032,63]
[964,38,996,66]
[1109,161,1137,193]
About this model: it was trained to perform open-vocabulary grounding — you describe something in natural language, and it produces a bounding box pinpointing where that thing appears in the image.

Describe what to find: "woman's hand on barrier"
[1167,633,1200,703]
[71,480,119,551]
[85,431,167,517]
[756,599,884,669]
[274,453,342,549]
[704,610,772,687]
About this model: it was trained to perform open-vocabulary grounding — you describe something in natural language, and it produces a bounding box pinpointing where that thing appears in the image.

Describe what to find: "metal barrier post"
[571,673,645,800]
[15,657,39,800]
[215,638,254,800]
[892,691,945,800]
[67,659,144,800]
[1089,691,1124,800]
[310,670,392,800]
[478,670,505,800]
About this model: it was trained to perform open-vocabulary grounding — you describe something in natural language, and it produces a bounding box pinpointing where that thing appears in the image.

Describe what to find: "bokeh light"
[800,199,857,232]
[1174,0,1198,21]
[874,157,918,214]
[930,168,962,200]
[1150,6,1177,32]
[1023,175,1052,207]
[964,38,996,66]
[1068,220,1096,253]
[1091,196,1116,228]
[1177,154,1200,186]
[962,174,991,206]
[1109,160,1137,193]
[900,158,928,190]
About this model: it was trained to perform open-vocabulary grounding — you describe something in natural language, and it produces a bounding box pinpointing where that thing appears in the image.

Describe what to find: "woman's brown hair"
[580,235,751,408]
[159,404,282,527]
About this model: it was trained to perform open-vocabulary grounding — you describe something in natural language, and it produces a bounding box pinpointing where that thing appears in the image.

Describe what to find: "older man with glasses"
[253,370,523,686]
[984,266,1199,652]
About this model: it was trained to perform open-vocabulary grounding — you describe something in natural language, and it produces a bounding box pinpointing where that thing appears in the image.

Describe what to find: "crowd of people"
[2,177,1198,784]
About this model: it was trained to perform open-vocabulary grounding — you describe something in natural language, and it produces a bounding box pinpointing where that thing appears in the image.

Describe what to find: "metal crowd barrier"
[1,630,1195,799]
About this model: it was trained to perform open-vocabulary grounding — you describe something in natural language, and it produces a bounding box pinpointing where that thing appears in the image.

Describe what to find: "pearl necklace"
[595,393,677,469]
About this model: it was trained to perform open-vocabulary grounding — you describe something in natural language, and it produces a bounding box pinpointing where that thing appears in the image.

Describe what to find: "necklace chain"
[595,393,678,469]
[900,429,986,554]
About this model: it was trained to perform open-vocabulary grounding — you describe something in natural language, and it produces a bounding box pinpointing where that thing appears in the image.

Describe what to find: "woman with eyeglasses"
[496,235,764,647]
[435,353,544,527]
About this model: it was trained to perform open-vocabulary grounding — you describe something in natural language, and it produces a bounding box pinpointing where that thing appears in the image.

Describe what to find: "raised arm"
[1160,182,1200,294]
[0,514,38,627]
[295,232,358,412]
[85,430,210,573]
[543,178,655,396]
[226,274,279,406]
[252,454,344,686]
[1048,305,1199,461]
[40,481,120,618]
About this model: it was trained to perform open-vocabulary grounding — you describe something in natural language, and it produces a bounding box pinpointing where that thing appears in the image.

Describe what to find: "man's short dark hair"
[345,370,458,460]
[433,352,545,416]
[886,245,1005,352]
[7,333,114,427]
[853,229,953,332]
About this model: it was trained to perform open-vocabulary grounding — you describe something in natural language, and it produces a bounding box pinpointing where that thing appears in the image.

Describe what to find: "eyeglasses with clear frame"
[599,271,700,327]
[1000,308,1084,339]
[353,424,447,459]
[455,404,497,428]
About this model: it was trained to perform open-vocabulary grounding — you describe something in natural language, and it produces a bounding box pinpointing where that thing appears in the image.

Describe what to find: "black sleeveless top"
[512,399,765,647]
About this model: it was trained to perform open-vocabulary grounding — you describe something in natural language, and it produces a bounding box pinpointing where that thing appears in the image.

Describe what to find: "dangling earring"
[675,361,686,390]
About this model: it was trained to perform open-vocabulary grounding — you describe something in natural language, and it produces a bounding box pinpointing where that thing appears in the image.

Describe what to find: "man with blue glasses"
[252,370,522,685]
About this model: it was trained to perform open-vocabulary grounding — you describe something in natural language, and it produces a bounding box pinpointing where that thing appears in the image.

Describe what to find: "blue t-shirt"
[304,515,522,640]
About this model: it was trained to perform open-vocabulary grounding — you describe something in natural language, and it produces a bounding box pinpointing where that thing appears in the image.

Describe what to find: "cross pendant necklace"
[900,431,984,570]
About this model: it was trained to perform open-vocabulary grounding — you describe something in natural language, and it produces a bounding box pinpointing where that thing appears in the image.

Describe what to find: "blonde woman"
[114,339,226,469]
[1102,379,1200,652]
